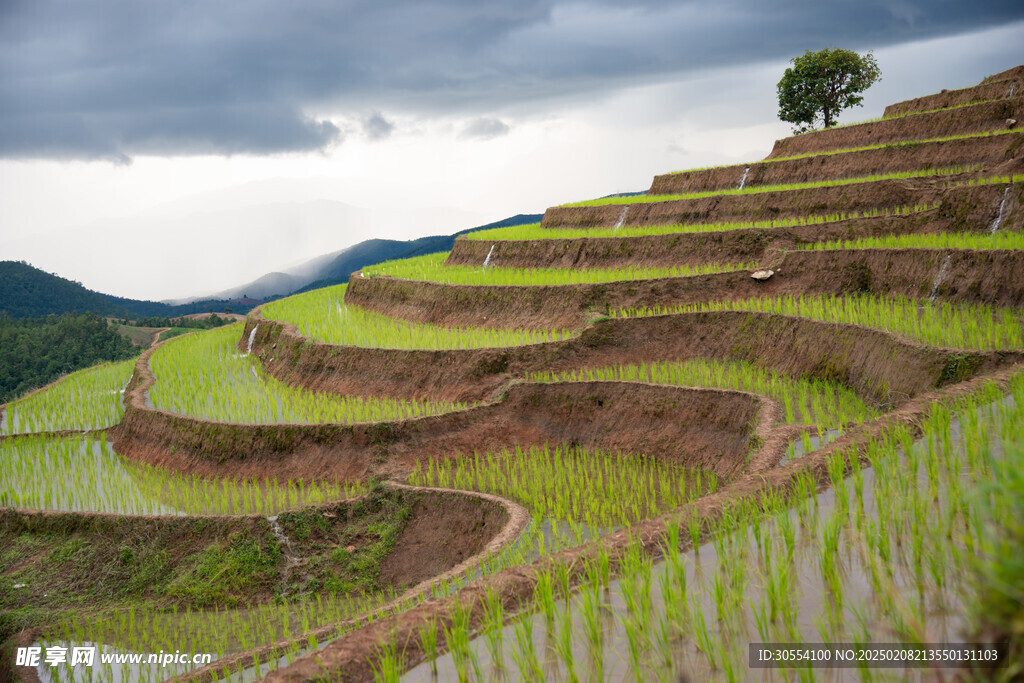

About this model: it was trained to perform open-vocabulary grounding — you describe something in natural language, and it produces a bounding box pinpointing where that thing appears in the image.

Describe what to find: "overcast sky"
[2,1,1023,300]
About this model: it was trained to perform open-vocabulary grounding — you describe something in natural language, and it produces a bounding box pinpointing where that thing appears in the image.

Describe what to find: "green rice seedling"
[465,204,935,241]
[615,293,1024,351]
[262,284,576,349]
[944,173,1024,188]
[655,569,679,663]
[0,434,364,515]
[580,583,604,680]
[806,229,1024,253]
[554,560,574,607]
[417,618,440,677]
[689,593,720,670]
[1,359,134,435]
[371,637,400,683]
[560,166,980,207]
[622,615,646,683]
[481,588,505,671]
[510,612,542,682]
[552,603,578,683]
[362,251,752,286]
[444,606,474,683]
[687,511,702,552]
[149,324,468,424]
[535,568,557,630]
[409,444,715,528]
[532,357,876,430]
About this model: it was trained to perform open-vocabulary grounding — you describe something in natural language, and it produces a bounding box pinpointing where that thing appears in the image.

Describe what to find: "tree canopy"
[0,312,140,403]
[777,48,881,133]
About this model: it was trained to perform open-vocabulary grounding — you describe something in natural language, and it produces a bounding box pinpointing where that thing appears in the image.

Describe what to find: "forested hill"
[0,214,545,319]
[0,261,251,319]
[0,313,139,403]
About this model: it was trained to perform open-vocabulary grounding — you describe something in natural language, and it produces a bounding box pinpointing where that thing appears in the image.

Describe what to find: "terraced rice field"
[148,324,468,423]
[361,251,751,285]
[560,166,980,207]
[464,205,933,241]
[262,285,575,349]
[3,66,1023,683]
[614,294,1024,351]
[0,360,134,434]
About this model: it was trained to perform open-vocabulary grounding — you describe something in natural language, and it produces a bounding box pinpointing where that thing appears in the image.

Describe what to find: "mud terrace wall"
[884,79,1022,118]
[448,184,1023,270]
[343,245,1024,332]
[542,177,949,228]
[649,133,1023,195]
[766,97,1024,158]
[247,309,1014,410]
[112,348,766,482]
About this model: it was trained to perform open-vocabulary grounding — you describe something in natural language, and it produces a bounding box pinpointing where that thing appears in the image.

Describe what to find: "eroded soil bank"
[246,310,1009,409]
[345,246,1024,331]
[883,78,1021,118]
[765,97,1024,158]
[112,360,765,483]
[648,132,1023,195]
[542,175,972,229]
[448,183,1022,270]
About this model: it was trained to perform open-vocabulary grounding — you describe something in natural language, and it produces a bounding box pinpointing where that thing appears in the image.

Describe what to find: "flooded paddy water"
[404,378,1022,682]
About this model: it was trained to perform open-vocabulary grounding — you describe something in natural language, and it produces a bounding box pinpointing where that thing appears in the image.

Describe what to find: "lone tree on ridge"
[777,48,881,133]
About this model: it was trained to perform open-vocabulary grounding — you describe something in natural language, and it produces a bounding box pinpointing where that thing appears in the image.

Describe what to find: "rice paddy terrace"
[2,67,1024,682]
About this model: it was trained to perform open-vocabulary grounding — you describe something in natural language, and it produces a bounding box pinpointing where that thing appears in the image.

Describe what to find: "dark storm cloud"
[1,0,1021,160]
[459,118,510,140]
[362,112,395,140]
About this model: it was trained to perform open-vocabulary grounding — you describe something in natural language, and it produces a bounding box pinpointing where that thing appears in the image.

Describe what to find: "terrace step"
[884,77,1021,118]
[766,96,1024,159]
[249,309,994,409]
[649,131,1023,195]
[449,183,1022,270]
[112,377,764,482]
[980,65,1024,86]
[543,176,958,229]
[345,245,1024,331]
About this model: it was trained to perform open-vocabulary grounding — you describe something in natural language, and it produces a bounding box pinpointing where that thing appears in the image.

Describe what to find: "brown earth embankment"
[649,132,1023,195]
[449,183,1021,270]
[111,351,765,483]
[542,177,946,229]
[884,80,1021,118]
[345,245,1024,332]
[981,65,1024,86]
[765,97,1024,159]
[247,309,1013,409]
[259,365,1024,683]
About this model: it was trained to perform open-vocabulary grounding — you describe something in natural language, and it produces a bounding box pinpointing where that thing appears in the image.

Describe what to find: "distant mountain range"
[0,213,542,320]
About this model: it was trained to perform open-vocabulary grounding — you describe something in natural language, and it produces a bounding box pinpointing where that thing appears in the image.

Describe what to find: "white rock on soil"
[751,269,775,281]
